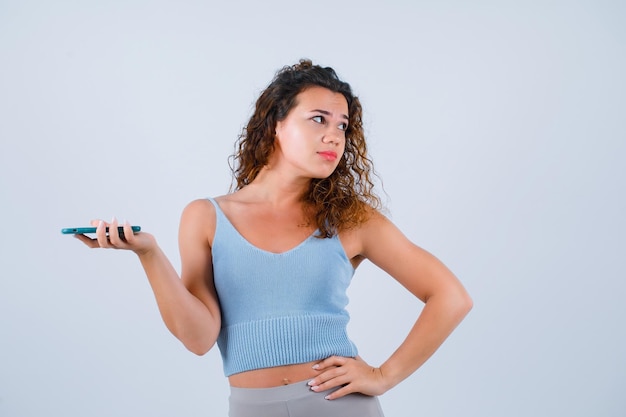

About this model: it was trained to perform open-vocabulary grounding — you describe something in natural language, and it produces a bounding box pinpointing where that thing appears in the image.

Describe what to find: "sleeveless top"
[207,198,358,376]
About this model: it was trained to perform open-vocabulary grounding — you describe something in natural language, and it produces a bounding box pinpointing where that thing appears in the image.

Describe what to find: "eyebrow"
[311,109,349,121]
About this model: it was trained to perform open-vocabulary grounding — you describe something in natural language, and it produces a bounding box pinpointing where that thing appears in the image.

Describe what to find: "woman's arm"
[309,211,472,399]
[75,199,221,355]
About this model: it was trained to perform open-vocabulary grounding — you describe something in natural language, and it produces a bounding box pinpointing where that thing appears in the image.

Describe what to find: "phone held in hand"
[61,226,141,237]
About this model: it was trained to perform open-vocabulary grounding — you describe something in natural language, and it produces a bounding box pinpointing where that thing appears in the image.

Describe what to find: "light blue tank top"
[208,198,358,376]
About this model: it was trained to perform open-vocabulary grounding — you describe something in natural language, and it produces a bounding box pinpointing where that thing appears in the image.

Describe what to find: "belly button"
[282,378,290,385]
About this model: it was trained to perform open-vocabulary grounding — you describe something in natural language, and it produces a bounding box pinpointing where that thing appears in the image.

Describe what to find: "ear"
[274,126,280,140]
[274,119,287,140]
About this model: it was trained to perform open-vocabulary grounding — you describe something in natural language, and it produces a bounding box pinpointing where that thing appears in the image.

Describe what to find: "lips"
[318,151,338,161]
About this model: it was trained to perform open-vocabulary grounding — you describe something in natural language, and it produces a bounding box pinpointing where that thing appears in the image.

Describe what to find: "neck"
[245,166,311,207]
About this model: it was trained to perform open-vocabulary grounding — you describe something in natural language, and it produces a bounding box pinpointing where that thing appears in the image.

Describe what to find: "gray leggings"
[229,380,385,417]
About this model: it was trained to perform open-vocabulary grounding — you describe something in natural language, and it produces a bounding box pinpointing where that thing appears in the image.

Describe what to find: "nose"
[322,128,343,146]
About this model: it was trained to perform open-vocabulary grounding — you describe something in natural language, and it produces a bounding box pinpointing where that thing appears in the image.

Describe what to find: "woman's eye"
[339,123,348,131]
[312,115,324,124]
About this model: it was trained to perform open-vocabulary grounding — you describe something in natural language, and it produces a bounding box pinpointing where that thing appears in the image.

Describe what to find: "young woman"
[76,59,472,417]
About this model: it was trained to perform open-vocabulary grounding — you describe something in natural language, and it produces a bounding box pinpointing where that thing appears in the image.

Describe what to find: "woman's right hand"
[75,218,157,256]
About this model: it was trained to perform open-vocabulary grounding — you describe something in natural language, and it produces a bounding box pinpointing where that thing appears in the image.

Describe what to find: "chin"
[311,170,336,180]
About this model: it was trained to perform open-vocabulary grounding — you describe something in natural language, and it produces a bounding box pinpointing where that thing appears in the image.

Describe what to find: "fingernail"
[312,364,319,370]
[310,386,319,391]
[111,217,117,223]
[98,220,104,227]
[307,380,314,386]
[324,395,331,400]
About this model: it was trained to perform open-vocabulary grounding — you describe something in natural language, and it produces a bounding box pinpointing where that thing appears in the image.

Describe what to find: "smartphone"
[61,226,141,236]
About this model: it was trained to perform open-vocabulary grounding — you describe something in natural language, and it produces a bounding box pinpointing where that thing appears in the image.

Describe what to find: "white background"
[1,1,624,416]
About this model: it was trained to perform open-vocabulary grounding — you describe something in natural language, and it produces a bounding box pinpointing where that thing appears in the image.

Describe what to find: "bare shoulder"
[357,209,403,242]
[351,208,419,264]
[340,209,402,261]
[180,198,218,246]
[183,198,216,213]
[360,208,393,229]
[182,198,216,224]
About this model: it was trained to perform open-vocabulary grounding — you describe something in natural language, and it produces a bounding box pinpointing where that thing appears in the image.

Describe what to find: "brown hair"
[230,59,382,237]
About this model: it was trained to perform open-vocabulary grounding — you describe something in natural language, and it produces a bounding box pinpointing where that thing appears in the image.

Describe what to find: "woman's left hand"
[308,356,389,400]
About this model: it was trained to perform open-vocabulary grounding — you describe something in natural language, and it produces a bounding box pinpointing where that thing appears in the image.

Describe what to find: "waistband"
[229,380,331,402]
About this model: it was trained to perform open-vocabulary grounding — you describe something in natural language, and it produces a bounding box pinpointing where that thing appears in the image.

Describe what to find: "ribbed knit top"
[208,198,358,376]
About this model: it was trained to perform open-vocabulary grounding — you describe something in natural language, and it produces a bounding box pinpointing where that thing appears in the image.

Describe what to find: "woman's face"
[272,86,348,180]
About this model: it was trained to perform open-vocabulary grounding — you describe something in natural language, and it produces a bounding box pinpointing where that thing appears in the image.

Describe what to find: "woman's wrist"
[378,363,405,392]
[133,235,159,258]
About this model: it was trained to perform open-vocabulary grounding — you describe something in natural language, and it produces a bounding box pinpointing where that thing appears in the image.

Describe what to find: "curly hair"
[230,59,382,238]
